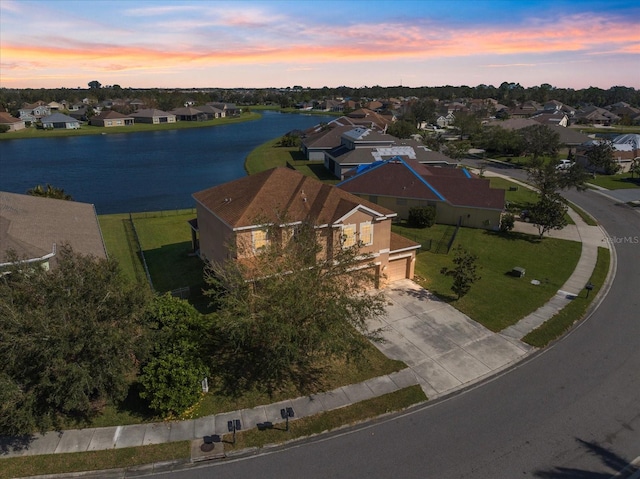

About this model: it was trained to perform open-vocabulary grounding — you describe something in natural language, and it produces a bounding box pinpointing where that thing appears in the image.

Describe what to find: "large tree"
[530,193,568,239]
[204,220,387,394]
[0,246,151,434]
[518,124,560,163]
[585,140,619,176]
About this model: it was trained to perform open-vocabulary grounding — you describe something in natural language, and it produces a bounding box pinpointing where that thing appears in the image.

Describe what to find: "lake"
[0,111,332,214]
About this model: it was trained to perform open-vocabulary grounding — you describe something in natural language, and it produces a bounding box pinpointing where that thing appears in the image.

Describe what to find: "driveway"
[369,279,533,399]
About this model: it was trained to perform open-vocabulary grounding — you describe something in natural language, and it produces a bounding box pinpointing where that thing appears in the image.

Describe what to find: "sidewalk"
[0,192,613,460]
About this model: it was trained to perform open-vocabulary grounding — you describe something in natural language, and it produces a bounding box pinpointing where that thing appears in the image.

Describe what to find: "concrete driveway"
[369,279,533,399]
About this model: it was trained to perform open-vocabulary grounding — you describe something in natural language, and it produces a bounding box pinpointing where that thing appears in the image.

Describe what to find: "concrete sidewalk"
[0,192,612,460]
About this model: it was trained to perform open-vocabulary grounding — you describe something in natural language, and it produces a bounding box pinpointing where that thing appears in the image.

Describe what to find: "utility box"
[512,267,526,278]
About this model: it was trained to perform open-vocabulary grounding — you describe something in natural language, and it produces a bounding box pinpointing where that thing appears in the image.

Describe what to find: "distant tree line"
[1,83,638,115]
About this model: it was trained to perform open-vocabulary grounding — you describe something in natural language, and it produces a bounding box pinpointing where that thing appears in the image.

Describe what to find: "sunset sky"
[1,0,638,90]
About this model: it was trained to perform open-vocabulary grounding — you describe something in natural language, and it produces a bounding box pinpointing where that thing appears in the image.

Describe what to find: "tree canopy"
[0,246,151,435]
[204,219,387,394]
[519,124,560,163]
[26,184,73,201]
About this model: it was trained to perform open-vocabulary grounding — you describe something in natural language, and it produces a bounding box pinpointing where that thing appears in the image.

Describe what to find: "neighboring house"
[301,125,362,161]
[531,111,569,127]
[436,113,455,128]
[337,157,506,231]
[18,101,51,122]
[575,106,620,126]
[47,101,63,111]
[206,102,241,116]
[0,191,107,270]
[484,119,592,147]
[171,107,208,122]
[194,105,225,119]
[0,112,26,131]
[40,112,81,129]
[190,167,420,287]
[89,110,134,127]
[130,108,176,124]
[323,127,454,180]
[577,134,640,173]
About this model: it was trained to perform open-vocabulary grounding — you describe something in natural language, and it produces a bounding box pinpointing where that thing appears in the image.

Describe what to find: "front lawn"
[587,173,640,190]
[393,224,581,332]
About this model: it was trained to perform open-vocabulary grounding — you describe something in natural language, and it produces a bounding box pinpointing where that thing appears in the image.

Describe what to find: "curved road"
[159,178,639,479]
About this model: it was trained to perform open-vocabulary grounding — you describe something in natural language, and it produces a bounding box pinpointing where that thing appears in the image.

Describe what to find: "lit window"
[342,224,356,248]
[252,229,268,251]
[360,222,373,246]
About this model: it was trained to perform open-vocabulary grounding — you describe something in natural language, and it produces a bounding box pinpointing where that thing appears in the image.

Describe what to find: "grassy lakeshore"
[0,111,261,140]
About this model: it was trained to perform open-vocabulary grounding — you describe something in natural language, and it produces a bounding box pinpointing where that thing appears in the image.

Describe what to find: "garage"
[386,256,411,283]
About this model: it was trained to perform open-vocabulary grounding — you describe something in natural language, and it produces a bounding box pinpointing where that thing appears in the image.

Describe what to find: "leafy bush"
[407,206,436,228]
[500,212,515,232]
[0,124,10,133]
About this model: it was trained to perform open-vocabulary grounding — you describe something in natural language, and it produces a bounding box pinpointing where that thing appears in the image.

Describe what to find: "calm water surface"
[0,111,330,214]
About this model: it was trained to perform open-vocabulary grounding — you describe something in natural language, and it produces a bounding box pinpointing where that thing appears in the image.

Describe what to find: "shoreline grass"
[0,112,261,141]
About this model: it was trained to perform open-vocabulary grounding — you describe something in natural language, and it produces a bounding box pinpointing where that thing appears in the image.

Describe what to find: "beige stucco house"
[190,168,420,287]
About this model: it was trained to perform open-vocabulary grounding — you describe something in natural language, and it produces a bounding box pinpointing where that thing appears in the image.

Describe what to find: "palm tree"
[26,184,73,201]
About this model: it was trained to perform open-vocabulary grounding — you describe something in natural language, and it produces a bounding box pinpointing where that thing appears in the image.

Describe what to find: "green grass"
[587,172,640,190]
[393,224,581,332]
[244,137,338,183]
[1,386,424,478]
[566,200,598,226]
[98,214,147,284]
[190,340,406,419]
[0,442,190,479]
[488,177,538,210]
[225,385,426,451]
[130,210,203,293]
[523,247,610,347]
[0,112,261,141]
[572,125,640,135]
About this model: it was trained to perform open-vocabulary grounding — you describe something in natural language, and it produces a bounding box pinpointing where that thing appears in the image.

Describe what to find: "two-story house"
[190,167,420,287]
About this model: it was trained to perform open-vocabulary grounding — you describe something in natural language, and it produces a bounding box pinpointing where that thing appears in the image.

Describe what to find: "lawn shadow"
[143,241,204,292]
[484,230,542,244]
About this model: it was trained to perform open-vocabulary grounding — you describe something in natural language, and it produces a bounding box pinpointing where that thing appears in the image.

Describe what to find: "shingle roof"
[92,110,133,120]
[193,168,396,229]
[337,158,505,210]
[0,112,22,124]
[40,112,79,123]
[0,192,107,266]
[130,109,174,118]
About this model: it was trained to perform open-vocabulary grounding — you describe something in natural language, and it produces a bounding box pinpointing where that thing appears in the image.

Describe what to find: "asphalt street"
[143,166,640,479]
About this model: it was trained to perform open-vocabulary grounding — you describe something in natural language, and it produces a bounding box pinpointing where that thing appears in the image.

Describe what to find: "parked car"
[556,159,574,170]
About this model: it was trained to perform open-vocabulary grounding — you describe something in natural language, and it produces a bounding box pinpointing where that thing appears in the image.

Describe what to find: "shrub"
[500,213,515,232]
[0,124,10,133]
[407,206,436,228]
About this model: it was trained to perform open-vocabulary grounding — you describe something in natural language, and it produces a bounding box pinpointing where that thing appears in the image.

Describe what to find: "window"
[341,224,356,248]
[252,229,268,252]
[359,222,373,246]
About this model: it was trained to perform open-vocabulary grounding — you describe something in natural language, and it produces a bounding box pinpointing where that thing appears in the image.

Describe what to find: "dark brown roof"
[390,231,421,253]
[338,159,505,211]
[92,110,133,120]
[0,112,22,124]
[192,168,396,229]
[0,192,107,266]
